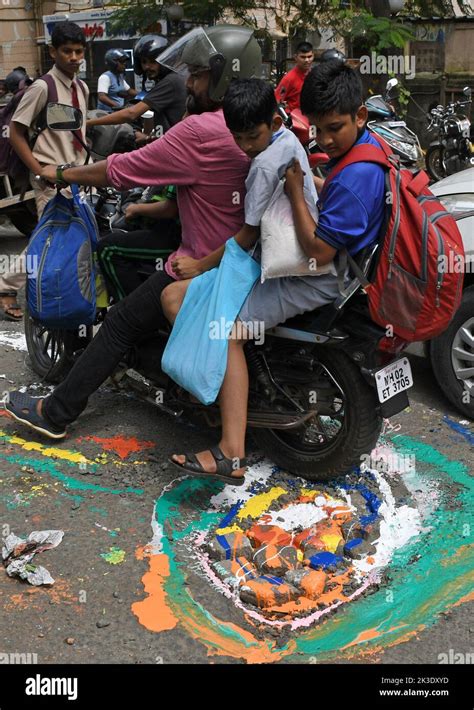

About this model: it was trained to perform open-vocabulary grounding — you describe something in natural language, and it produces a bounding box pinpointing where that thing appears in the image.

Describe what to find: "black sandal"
[168,445,247,486]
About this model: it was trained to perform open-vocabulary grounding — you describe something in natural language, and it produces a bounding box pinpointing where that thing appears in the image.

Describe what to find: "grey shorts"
[238,273,342,331]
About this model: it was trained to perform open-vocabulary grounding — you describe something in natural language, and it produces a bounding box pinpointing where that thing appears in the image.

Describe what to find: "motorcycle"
[366,78,425,170]
[425,87,473,182]
[23,102,413,481]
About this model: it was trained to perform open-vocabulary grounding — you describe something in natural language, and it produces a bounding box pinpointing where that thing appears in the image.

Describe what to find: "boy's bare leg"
[171,324,249,477]
[161,278,192,324]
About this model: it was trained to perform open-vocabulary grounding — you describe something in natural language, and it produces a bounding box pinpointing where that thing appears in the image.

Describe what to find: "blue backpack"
[26,184,99,329]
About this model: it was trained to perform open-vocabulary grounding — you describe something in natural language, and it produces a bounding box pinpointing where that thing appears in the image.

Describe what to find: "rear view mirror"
[462,86,472,98]
[46,102,83,131]
[386,78,398,92]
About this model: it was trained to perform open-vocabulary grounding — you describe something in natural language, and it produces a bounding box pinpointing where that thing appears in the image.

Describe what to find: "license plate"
[389,120,406,127]
[375,358,413,402]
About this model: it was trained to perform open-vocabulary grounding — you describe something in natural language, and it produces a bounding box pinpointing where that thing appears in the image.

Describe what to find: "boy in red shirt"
[275,41,313,111]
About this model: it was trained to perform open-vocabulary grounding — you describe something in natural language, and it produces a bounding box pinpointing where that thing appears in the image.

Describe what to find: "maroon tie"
[70,81,84,153]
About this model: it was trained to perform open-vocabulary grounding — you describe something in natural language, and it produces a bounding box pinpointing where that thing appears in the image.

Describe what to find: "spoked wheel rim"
[427,147,446,181]
[269,365,347,454]
[451,315,474,394]
[27,314,68,373]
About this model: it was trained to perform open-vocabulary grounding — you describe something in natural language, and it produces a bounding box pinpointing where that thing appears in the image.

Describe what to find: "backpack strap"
[75,78,87,101]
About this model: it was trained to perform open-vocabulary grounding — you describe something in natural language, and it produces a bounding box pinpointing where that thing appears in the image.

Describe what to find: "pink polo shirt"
[106,109,250,278]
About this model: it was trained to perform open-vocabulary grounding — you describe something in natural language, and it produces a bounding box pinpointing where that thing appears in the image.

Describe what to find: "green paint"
[89,506,109,517]
[0,453,143,495]
[155,438,473,662]
[100,547,126,564]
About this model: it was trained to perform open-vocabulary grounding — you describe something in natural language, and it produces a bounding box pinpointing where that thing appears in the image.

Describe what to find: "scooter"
[366,78,424,170]
[23,103,414,481]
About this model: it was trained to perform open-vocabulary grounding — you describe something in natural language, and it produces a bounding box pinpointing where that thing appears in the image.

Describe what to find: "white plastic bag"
[260,181,335,282]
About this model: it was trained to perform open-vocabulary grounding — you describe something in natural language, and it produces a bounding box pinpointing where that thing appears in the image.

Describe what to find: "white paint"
[258,502,327,531]
[353,466,423,576]
[0,331,27,351]
[209,460,274,508]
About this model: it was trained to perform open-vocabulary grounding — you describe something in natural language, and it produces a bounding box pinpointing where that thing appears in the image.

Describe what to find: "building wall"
[0,0,39,77]
[445,22,474,74]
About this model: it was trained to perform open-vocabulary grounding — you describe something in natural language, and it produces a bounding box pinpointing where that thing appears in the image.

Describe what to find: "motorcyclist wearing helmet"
[320,48,346,64]
[275,41,314,111]
[88,35,186,134]
[4,68,33,96]
[96,48,137,113]
[11,26,262,441]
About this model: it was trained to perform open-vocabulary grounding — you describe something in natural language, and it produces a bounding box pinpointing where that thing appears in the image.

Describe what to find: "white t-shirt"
[97,73,130,94]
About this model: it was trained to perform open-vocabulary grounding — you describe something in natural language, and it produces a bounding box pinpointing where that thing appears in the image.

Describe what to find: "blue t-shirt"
[316,129,385,256]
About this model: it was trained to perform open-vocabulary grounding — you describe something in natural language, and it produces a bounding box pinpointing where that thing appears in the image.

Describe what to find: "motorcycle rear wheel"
[251,349,382,481]
[426,145,446,182]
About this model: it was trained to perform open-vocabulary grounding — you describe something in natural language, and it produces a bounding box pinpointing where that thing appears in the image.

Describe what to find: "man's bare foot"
[0,295,23,322]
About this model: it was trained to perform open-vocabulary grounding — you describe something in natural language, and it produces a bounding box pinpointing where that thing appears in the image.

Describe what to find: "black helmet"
[320,48,346,64]
[5,69,29,94]
[105,48,129,72]
[133,35,169,76]
[157,25,262,102]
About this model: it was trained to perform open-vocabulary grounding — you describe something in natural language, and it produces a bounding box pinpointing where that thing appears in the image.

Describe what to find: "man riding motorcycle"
[4,25,262,440]
[87,35,187,135]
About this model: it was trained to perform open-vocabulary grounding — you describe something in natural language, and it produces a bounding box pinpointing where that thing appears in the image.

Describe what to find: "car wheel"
[430,286,474,419]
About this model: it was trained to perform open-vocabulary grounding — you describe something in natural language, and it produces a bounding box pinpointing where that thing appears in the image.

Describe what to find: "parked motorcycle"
[425,87,473,182]
[24,103,414,481]
[366,78,425,170]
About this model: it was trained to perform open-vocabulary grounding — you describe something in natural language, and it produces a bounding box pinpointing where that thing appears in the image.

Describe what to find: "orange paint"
[131,553,178,633]
[247,524,292,549]
[452,589,474,607]
[77,435,155,460]
[2,578,82,612]
[300,570,327,600]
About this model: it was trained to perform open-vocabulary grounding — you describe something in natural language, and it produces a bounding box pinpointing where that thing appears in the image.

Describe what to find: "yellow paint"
[320,533,343,553]
[297,549,304,562]
[300,489,320,499]
[0,431,90,465]
[237,487,286,521]
[215,524,243,535]
[0,429,146,468]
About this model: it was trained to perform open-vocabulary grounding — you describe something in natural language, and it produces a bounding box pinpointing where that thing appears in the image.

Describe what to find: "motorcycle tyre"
[426,145,446,182]
[24,304,84,384]
[430,286,474,419]
[251,349,382,481]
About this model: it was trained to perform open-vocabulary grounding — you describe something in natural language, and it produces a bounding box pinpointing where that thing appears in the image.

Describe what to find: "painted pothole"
[131,433,474,663]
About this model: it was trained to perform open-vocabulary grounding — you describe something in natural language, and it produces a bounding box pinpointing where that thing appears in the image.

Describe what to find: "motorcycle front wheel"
[251,349,382,481]
[426,145,446,182]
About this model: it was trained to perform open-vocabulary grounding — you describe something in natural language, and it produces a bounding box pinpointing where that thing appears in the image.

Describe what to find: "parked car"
[429,168,474,418]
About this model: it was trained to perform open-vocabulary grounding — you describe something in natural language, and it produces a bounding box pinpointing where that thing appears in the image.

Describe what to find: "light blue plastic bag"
[162,238,261,405]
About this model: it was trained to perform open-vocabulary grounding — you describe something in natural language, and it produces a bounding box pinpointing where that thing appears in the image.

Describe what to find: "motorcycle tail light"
[378,335,409,355]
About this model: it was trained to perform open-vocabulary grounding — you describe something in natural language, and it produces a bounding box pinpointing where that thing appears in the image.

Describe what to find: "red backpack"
[324,134,464,342]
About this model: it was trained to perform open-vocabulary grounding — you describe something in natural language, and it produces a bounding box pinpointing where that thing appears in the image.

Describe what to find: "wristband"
[56,163,72,185]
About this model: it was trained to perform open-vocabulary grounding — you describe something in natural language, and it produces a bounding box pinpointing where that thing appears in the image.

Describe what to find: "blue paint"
[308,552,343,570]
[443,416,474,445]
[261,575,284,585]
[339,481,382,525]
[218,502,242,529]
[344,538,364,553]
[215,534,232,560]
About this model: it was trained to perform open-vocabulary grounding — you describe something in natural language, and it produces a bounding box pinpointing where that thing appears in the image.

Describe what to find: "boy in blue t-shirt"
[168,61,386,484]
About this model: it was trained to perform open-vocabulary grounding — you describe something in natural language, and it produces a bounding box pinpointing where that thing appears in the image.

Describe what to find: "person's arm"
[41,161,109,187]
[97,92,121,110]
[285,160,336,266]
[9,121,43,175]
[42,119,200,191]
[124,199,178,222]
[86,101,149,127]
[313,175,325,193]
[170,225,259,279]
